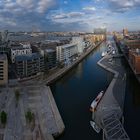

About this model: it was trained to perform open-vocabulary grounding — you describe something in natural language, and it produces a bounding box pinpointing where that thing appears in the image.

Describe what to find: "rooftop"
[45,49,56,53]
[15,53,42,61]
[59,43,77,49]
[0,54,7,60]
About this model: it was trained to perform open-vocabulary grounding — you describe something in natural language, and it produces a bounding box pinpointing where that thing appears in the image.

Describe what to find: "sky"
[0,0,140,32]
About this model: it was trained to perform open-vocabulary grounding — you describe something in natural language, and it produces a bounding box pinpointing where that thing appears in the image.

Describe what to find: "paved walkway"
[94,40,130,139]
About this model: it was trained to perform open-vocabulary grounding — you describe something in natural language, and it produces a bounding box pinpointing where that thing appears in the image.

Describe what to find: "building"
[56,43,78,65]
[0,54,8,85]
[129,49,140,74]
[15,53,44,79]
[124,39,140,49]
[11,43,32,63]
[71,37,85,54]
[44,49,57,70]
[123,28,128,37]
[94,28,106,35]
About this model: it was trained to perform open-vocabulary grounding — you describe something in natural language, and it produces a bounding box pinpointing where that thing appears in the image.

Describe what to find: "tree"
[25,110,34,123]
[15,89,20,103]
[0,111,7,125]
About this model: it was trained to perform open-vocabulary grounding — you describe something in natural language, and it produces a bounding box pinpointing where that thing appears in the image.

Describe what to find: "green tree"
[0,111,7,125]
[25,110,34,123]
[15,89,20,102]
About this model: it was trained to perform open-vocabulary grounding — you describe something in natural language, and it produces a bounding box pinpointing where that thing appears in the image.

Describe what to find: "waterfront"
[51,41,113,140]
[51,37,140,140]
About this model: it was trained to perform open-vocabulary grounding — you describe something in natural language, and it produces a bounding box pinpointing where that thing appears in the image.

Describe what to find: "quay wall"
[46,40,104,85]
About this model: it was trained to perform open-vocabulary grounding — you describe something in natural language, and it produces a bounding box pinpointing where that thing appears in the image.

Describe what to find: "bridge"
[94,41,130,140]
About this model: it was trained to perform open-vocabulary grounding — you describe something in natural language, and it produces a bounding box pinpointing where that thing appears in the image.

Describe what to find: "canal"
[50,40,113,140]
[51,36,140,140]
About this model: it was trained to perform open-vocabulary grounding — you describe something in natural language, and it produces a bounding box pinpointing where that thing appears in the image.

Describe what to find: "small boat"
[90,121,101,133]
[90,91,104,112]
[101,51,107,57]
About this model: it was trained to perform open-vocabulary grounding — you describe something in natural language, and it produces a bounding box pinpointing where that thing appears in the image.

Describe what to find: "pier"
[94,40,130,140]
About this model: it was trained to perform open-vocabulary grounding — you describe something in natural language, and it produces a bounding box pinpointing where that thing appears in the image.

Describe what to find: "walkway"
[94,40,130,140]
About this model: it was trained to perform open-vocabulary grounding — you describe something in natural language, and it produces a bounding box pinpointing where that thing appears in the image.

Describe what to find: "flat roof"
[0,54,7,60]
[15,53,42,61]
[58,43,77,49]
[45,49,56,53]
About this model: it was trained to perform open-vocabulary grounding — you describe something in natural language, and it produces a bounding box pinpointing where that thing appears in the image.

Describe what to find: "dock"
[94,40,130,140]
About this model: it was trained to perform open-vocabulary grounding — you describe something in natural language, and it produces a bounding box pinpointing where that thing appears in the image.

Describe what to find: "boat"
[90,121,101,133]
[90,91,104,112]
[101,51,107,57]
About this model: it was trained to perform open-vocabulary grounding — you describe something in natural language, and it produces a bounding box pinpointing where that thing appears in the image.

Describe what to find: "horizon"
[0,0,140,32]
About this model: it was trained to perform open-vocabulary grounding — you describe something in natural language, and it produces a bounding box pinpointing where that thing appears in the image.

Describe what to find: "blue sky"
[0,0,140,32]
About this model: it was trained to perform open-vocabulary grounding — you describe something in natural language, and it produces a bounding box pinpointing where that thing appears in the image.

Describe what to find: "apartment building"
[15,53,44,79]
[0,54,8,85]
[11,43,32,63]
[56,43,78,65]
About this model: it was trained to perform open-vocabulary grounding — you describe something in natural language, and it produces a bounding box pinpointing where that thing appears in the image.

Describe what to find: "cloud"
[83,6,96,11]
[0,0,58,30]
[52,12,85,20]
[107,0,140,12]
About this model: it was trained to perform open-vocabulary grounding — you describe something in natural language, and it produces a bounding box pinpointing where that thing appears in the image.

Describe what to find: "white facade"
[11,43,32,63]
[56,43,78,65]
[71,37,85,54]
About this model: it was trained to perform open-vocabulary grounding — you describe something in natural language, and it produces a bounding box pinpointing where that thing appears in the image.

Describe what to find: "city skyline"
[0,0,140,32]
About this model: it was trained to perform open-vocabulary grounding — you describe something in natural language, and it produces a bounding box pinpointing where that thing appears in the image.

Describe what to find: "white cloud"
[64,1,68,4]
[83,7,96,11]
[108,0,140,12]
[37,0,57,13]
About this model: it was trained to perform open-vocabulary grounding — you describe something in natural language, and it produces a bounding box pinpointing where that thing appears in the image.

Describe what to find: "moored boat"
[101,51,107,57]
[90,91,104,112]
[90,121,101,133]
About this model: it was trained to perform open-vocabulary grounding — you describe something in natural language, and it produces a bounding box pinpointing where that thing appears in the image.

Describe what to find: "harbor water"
[51,36,140,140]
[51,40,113,140]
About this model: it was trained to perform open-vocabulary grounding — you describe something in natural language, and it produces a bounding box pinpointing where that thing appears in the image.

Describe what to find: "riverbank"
[46,40,104,85]
[94,40,129,139]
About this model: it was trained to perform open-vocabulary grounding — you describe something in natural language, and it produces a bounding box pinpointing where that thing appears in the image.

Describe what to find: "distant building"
[71,37,85,54]
[123,28,128,37]
[56,43,78,65]
[11,43,32,63]
[129,49,140,74]
[44,49,57,70]
[0,42,9,55]
[15,53,44,79]
[94,28,106,35]
[124,39,140,49]
[0,54,8,85]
